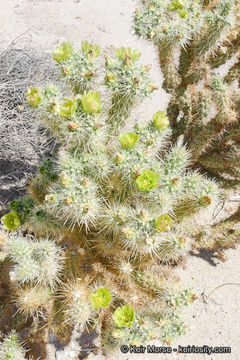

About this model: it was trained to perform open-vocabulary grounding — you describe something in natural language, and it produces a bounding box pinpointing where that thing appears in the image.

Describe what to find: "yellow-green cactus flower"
[59,98,77,118]
[155,214,172,232]
[170,0,186,10]
[136,170,160,191]
[1,212,21,231]
[26,87,42,108]
[113,305,135,328]
[119,132,140,149]
[153,111,170,130]
[81,40,101,58]
[52,41,73,63]
[81,91,103,114]
[90,287,112,309]
[115,47,141,63]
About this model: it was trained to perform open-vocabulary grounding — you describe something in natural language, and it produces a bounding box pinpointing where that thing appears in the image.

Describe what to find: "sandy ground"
[0,1,240,359]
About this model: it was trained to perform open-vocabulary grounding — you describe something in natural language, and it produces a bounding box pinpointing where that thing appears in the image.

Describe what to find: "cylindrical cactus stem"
[199,149,240,180]
[187,117,224,158]
[178,43,196,79]
[158,46,181,93]
[211,75,236,123]
[195,0,234,57]
[195,208,240,255]
[105,47,156,134]
[208,33,240,69]
[218,120,240,145]
[15,286,52,319]
[0,330,29,360]
[167,98,180,130]
[224,58,240,84]
[108,93,135,132]
[174,88,193,137]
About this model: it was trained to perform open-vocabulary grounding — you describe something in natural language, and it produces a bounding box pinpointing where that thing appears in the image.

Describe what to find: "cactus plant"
[133,0,240,186]
[0,331,32,360]
[0,41,220,357]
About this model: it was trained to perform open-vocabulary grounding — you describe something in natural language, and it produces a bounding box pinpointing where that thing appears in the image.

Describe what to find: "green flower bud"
[81,40,101,58]
[115,47,141,63]
[136,170,160,191]
[105,54,117,68]
[59,98,77,118]
[52,41,73,63]
[177,9,188,18]
[1,212,21,231]
[113,305,135,328]
[105,72,117,85]
[81,91,103,114]
[155,214,172,232]
[153,111,169,130]
[26,87,42,107]
[61,65,72,76]
[198,196,212,207]
[119,132,140,149]
[90,287,112,309]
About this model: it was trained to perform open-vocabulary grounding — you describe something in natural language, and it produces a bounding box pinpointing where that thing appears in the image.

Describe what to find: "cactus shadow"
[189,249,220,267]
[76,329,99,359]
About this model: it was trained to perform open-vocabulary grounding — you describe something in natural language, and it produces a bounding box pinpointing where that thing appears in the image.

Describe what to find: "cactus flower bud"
[64,197,73,205]
[45,194,55,202]
[136,170,160,191]
[68,121,78,131]
[115,47,141,63]
[84,70,95,78]
[153,111,170,130]
[119,132,140,149]
[81,40,101,58]
[105,72,117,85]
[115,153,125,163]
[61,65,72,76]
[155,214,172,232]
[60,172,70,186]
[26,87,42,107]
[199,196,212,207]
[81,91,103,114]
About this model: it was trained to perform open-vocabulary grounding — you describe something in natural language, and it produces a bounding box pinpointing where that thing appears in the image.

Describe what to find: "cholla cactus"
[133,0,240,186]
[5,236,63,288]
[105,46,157,132]
[0,331,30,360]
[0,41,220,357]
